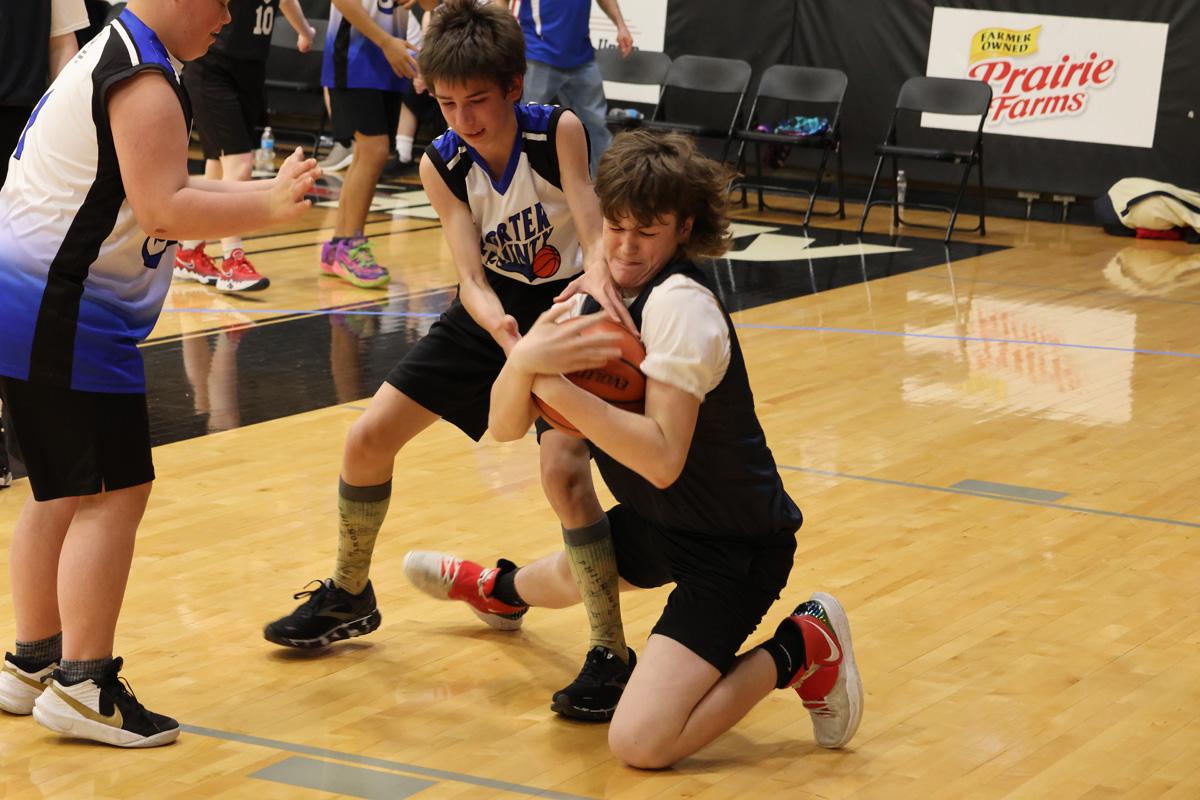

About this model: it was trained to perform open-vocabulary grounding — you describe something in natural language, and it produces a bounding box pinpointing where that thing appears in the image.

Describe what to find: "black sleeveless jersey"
[209,0,280,61]
[581,261,803,540]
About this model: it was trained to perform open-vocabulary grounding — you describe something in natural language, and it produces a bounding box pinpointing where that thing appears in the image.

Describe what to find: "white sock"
[396,134,414,163]
[181,240,202,250]
[222,237,244,259]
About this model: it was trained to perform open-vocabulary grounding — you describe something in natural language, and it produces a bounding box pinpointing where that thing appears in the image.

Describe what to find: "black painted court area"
[142,221,1005,447]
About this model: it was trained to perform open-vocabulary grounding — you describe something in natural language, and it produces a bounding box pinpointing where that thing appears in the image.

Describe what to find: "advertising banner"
[590,0,668,103]
[925,8,1169,148]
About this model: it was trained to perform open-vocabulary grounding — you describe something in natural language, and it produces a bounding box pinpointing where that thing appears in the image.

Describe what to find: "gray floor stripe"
[949,479,1068,502]
[182,725,599,800]
[251,756,435,800]
[778,466,1200,529]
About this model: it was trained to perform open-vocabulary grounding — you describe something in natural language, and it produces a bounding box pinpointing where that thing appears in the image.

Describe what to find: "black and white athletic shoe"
[263,578,382,648]
[551,645,636,722]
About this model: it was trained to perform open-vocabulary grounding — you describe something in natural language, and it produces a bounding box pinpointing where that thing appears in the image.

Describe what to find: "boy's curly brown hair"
[595,129,735,261]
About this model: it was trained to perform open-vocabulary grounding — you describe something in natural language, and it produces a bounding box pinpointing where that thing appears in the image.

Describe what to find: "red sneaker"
[779,592,863,749]
[402,550,527,630]
[217,250,270,292]
[173,242,221,286]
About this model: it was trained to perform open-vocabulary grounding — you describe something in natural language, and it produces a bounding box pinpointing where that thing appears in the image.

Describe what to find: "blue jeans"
[523,59,610,177]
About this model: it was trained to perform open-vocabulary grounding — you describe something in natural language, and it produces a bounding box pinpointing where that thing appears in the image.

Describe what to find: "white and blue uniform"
[322,0,411,92]
[384,103,584,441]
[0,9,188,393]
[426,103,584,285]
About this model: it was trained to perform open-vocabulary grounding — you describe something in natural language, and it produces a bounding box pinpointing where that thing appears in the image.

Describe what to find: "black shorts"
[0,376,154,502]
[609,504,797,674]
[385,273,573,441]
[184,52,268,159]
[330,87,402,139]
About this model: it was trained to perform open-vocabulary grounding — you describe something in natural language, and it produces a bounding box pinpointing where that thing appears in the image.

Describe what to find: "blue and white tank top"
[424,103,584,285]
[322,0,411,92]
[0,9,188,392]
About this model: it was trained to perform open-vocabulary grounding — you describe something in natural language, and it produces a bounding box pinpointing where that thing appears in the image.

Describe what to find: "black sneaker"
[32,657,179,747]
[550,645,636,721]
[263,578,382,648]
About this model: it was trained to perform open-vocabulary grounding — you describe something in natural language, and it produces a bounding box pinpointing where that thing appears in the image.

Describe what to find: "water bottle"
[258,126,275,172]
[896,170,907,210]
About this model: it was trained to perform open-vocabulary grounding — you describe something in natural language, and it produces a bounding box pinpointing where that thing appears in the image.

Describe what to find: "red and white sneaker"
[402,550,527,630]
[173,242,221,286]
[779,592,863,749]
[217,250,270,292]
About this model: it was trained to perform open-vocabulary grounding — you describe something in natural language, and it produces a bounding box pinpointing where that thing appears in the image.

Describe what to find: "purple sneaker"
[320,236,389,289]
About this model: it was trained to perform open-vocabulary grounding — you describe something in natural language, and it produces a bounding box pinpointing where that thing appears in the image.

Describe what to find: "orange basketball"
[534,319,645,439]
[532,244,561,278]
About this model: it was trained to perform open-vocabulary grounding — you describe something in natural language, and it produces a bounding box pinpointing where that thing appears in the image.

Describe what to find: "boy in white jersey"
[0,0,321,747]
[408,130,863,767]
[265,0,639,722]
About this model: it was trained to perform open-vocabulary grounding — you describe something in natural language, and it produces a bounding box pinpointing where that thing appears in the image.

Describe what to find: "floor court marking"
[182,725,600,800]
[156,309,1200,360]
[780,466,1200,529]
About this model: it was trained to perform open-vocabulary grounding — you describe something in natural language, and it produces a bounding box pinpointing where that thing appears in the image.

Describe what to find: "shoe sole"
[332,265,389,289]
[217,277,270,292]
[262,608,382,649]
[318,155,354,172]
[403,551,525,631]
[173,265,219,286]
[32,690,179,748]
[811,592,863,748]
[549,692,615,722]
[0,685,40,715]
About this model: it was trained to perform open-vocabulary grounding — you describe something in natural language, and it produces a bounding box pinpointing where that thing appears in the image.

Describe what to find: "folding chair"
[640,55,753,162]
[733,65,847,225]
[856,76,992,243]
[594,47,671,132]
[263,18,330,156]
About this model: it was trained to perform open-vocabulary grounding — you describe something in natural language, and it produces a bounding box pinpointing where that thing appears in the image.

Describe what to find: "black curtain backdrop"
[663,0,1199,198]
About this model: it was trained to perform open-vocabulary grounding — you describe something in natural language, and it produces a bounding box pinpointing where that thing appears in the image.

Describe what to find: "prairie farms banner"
[925,8,1168,147]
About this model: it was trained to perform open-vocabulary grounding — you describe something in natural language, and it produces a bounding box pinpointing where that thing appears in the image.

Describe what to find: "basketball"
[534,319,646,438]
[532,244,562,278]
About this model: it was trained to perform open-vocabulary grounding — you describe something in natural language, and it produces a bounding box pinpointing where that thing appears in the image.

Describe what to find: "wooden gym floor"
[1,167,1198,799]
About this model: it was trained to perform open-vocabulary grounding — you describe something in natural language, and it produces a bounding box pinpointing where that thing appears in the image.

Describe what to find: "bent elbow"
[645,460,685,490]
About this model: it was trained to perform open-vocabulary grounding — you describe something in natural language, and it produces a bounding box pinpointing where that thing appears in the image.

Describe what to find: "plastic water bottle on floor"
[257,127,276,173]
[896,170,907,211]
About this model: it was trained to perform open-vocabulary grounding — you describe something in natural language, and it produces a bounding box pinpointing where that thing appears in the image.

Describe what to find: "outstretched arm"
[110,72,318,241]
[552,111,637,333]
[420,154,520,353]
[332,0,419,79]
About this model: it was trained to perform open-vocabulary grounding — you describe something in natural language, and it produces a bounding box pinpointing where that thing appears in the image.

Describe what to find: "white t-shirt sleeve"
[639,275,730,400]
[50,0,90,37]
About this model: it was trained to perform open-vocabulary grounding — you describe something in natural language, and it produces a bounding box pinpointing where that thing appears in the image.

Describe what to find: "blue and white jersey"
[322,0,410,92]
[425,104,584,285]
[0,9,188,393]
[518,0,594,69]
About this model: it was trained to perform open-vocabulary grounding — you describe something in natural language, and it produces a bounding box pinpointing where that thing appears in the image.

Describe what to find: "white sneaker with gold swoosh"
[0,653,56,715]
[33,657,179,748]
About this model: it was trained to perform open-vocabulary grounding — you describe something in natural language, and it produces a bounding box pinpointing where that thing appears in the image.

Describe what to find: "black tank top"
[209,0,280,61]
[581,260,803,540]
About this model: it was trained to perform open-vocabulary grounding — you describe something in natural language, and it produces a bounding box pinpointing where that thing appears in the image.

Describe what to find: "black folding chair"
[594,47,671,132]
[639,55,753,163]
[263,18,329,156]
[856,76,992,243]
[733,65,847,225]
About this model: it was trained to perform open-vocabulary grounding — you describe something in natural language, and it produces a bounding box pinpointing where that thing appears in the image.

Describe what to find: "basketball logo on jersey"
[377,0,396,14]
[141,237,175,269]
[480,202,557,282]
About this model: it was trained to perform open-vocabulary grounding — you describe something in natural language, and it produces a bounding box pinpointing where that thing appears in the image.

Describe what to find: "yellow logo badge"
[969,26,1041,63]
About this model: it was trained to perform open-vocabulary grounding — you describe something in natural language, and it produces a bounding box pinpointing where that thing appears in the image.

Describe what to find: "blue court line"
[181,725,599,800]
[779,466,1200,529]
[160,308,1200,359]
[165,308,442,318]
